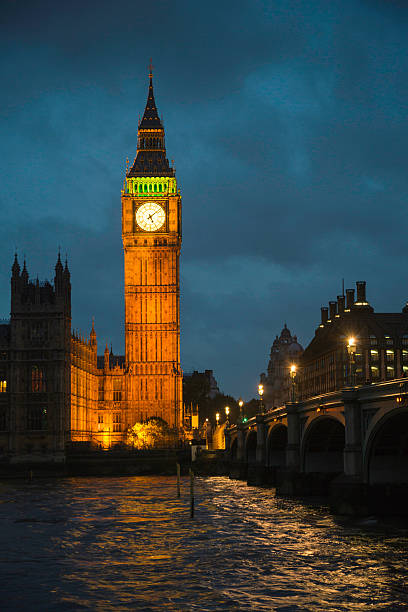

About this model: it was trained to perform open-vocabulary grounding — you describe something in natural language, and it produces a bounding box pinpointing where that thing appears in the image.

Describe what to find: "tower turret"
[90,319,97,349]
[54,252,64,296]
[104,343,109,371]
[21,259,28,285]
[11,252,21,307]
[12,253,20,278]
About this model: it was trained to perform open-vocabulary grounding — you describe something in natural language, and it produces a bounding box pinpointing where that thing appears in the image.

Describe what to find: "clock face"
[135,202,166,232]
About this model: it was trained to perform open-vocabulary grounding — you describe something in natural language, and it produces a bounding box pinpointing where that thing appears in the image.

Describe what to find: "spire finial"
[149,58,153,79]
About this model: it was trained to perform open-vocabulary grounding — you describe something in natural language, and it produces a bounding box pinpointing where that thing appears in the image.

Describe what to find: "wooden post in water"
[189,468,194,518]
[176,462,181,498]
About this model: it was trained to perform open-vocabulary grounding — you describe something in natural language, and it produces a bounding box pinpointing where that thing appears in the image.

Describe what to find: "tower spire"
[127,69,174,178]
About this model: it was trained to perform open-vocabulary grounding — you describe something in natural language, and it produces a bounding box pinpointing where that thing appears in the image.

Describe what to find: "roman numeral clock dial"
[136,202,165,232]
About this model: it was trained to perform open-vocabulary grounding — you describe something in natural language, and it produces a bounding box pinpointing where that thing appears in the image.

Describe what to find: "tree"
[127,417,177,449]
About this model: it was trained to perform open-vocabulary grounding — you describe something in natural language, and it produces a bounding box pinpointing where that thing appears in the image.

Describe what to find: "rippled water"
[0,476,408,611]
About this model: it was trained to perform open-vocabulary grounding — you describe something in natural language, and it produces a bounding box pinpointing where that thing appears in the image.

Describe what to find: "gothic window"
[113,413,121,432]
[113,391,122,402]
[27,406,47,430]
[31,366,46,392]
[159,184,162,192]
[98,414,103,424]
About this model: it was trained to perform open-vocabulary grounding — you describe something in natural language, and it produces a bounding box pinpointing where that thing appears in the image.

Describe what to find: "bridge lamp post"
[347,337,356,386]
[215,412,220,427]
[258,384,265,413]
[238,398,244,422]
[225,406,230,424]
[290,364,297,402]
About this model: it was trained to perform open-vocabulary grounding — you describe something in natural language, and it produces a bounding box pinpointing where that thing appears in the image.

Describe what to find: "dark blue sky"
[1,0,408,399]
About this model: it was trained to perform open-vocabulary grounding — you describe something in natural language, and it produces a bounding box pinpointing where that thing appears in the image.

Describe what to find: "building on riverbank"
[298,281,408,399]
[0,71,182,460]
[259,324,303,410]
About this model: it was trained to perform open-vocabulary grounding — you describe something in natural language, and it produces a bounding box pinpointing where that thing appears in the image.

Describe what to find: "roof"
[303,309,408,362]
[139,75,163,129]
[97,354,125,370]
[127,74,174,178]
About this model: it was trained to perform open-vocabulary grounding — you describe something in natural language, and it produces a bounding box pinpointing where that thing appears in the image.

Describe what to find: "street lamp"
[347,336,356,386]
[225,406,230,424]
[238,398,244,422]
[258,383,264,413]
[215,412,220,426]
[290,364,297,402]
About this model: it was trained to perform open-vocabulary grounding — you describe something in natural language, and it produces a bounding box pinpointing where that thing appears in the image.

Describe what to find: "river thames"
[0,476,407,611]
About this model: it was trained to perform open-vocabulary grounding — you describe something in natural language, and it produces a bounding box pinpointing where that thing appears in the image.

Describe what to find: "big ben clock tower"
[121,69,182,428]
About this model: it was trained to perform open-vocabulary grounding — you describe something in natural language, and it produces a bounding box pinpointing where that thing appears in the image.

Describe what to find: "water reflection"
[0,476,407,610]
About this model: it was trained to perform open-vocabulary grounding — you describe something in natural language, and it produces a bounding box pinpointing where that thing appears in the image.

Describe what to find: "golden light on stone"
[347,336,356,354]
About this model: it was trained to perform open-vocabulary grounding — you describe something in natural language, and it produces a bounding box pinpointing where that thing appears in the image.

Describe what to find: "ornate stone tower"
[121,70,182,428]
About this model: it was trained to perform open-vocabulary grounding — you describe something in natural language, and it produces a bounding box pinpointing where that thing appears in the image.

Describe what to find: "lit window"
[370,335,378,346]
[113,413,121,432]
[387,365,395,379]
[371,366,379,379]
[0,380,7,392]
[386,350,394,362]
[31,366,46,392]
[385,336,393,346]
[403,335,408,346]
[370,350,379,362]
[403,350,408,363]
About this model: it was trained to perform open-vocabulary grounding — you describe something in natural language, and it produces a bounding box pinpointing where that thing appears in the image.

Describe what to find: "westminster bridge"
[226,378,408,515]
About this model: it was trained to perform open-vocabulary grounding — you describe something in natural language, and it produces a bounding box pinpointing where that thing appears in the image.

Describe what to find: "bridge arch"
[246,429,257,465]
[267,424,287,468]
[302,416,345,473]
[365,408,408,484]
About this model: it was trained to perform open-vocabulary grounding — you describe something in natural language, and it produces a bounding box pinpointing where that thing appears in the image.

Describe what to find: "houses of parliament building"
[0,71,182,459]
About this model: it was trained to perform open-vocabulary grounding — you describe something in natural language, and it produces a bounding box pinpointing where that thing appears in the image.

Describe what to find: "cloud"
[1,0,408,397]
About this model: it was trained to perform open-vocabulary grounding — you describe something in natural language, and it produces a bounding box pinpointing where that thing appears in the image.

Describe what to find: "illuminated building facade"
[122,69,182,428]
[259,324,303,410]
[0,72,182,459]
[298,281,408,399]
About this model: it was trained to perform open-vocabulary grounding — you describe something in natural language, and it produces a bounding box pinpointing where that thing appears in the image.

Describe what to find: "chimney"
[321,307,328,324]
[337,295,345,314]
[329,301,337,320]
[356,281,366,303]
[346,288,355,309]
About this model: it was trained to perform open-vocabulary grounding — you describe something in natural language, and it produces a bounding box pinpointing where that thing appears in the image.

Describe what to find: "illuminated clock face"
[135,202,166,232]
